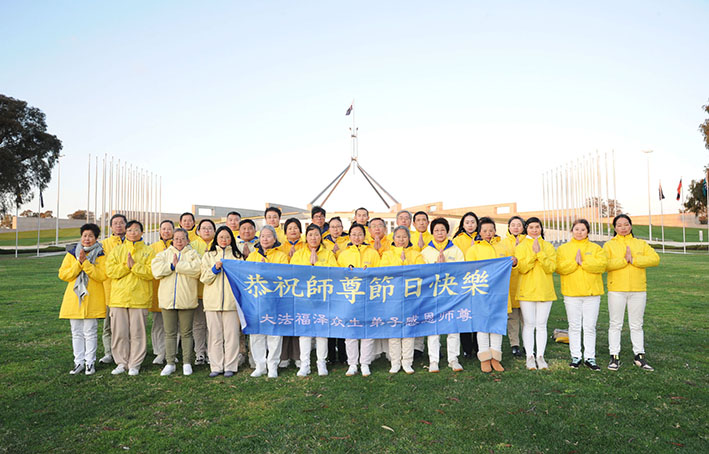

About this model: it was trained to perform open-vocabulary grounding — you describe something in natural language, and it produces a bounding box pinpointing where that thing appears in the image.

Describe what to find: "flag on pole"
[676,179,682,201]
[703,178,708,197]
[345,104,353,116]
[658,182,665,201]
[39,190,44,208]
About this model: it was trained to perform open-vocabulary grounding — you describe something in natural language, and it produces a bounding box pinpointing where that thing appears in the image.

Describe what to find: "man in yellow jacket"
[226,211,241,237]
[411,211,434,252]
[98,213,126,364]
[264,206,287,244]
[149,220,174,365]
[179,212,198,242]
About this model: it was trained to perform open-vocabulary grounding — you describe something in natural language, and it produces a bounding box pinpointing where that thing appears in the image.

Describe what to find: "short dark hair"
[126,220,144,232]
[110,213,127,225]
[329,216,343,226]
[284,217,302,233]
[430,217,449,233]
[478,217,496,230]
[227,211,241,219]
[80,223,100,238]
[159,219,174,228]
[524,217,545,239]
[305,223,323,237]
[369,217,386,228]
[173,228,189,240]
[239,219,256,229]
[349,223,366,237]
[265,206,282,218]
[311,206,326,218]
[413,211,429,222]
[355,207,369,216]
[197,219,216,231]
[571,218,591,233]
[180,212,195,223]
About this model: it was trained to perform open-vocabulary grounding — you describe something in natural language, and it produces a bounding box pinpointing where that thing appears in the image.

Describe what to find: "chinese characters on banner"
[222,258,513,339]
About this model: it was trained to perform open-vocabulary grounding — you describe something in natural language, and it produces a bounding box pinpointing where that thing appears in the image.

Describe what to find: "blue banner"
[222,258,512,339]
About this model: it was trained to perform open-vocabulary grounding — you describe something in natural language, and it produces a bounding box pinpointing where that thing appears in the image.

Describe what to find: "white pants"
[150,312,165,356]
[249,334,282,371]
[414,337,425,352]
[345,339,375,366]
[388,338,415,368]
[299,337,328,366]
[70,319,98,366]
[564,296,600,359]
[476,332,503,360]
[520,301,553,358]
[608,291,647,355]
[427,333,460,365]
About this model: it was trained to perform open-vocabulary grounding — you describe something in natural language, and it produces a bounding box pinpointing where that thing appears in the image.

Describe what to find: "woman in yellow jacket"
[201,226,245,378]
[452,211,480,361]
[106,220,156,376]
[148,219,174,365]
[246,225,290,378]
[291,224,338,377]
[58,223,107,375]
[322,216,349,258]
[338,223,380,377]
[556,219,607,371]
[465,217,514,373]
[502,216,525,358]
[380,226,424,374]
[190,219,215,366]
[421,218,466,373]
[151,228,202,376]
[275,217,305,369]
[603,214,660,371]
[515,217,556,371]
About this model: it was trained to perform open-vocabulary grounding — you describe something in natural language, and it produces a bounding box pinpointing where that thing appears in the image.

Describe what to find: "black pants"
[328,338,347,363]
[460,332,479,356]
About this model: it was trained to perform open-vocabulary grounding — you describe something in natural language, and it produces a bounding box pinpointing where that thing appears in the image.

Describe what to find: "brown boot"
[480,360,492,373]
[490,358,505,372]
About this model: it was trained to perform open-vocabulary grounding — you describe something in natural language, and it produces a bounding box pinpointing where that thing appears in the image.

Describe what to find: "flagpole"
[101,154,106,240]
[706,168,709,252]
[605,152,611,239]
[659,181,665,253]
[36,184,41,257]
[642,150,653,242]
[612,150,617,217]
[15,203,19,258]
[681,178,686,254]
[55,154,63,245]
[94,156,98,224]
[87,153,91,223]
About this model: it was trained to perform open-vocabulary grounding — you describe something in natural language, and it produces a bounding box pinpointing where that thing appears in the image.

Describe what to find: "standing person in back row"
[311,206,328,235]
[502,216,526,358]
[190,219,216,366]
[149,219,174,365]
[264,206,287,244]
[226,211,241,237]
[603,214,660,371]
[179,212,198,242]
[411,211,433,252]
[99,213,127,365]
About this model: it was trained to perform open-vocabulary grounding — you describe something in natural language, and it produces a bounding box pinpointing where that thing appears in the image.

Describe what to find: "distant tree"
[585,197,624,217]
[69,209,93,220]
[0,214,13,228]
[0,95,62,216]
[683,169,708,224]
[20,209,38,217]
[700,100,709,152]
[40,210,53,218]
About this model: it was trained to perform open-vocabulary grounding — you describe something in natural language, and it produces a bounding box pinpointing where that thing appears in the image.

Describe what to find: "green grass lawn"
[613,224,708,243]
[0,228,80,246]
[0,254,707,453]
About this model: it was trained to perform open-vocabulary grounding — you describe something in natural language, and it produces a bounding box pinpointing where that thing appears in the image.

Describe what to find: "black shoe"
[511,346,523,358]
[584,358,601,371]
[608,355,620,371]
[633,353,654,371]
[413,349,424,360]
[569,357,582,368]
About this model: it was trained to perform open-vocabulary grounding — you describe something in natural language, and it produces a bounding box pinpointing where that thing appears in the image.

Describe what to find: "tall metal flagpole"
[706,168,709,252]
[87,153,91,222]
[36,185,41,257]
[596,151,602,240]
[109,156,114,236]
[15,203,19,258]
[660,181,665,253]
[101,155,106,240]
[94,156,98,224]
[542,172,546,230]
[605,152,611,239]
[681,178,686,254]
[642,150,653,241]
[55,154,63,245]
[612,150,617,217]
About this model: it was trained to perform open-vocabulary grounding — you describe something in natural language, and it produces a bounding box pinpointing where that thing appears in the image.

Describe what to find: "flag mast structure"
[309,101,399,210]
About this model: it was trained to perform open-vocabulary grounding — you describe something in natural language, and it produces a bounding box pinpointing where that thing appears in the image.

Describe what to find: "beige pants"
[507,307,523,347]
[205,310,241,373]
[110,308,148,369]
[388,338,415,368]
[193,299,208,358]
[102,306,112,356]
[163,308,195,365]
[427,333,460,365]
[150,312,165,356]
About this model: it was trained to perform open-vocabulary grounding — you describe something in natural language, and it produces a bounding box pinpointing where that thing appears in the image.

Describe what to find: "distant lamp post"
[642,150,653,241]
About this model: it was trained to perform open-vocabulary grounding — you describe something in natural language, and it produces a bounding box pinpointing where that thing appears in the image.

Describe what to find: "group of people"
[58,205,660,378]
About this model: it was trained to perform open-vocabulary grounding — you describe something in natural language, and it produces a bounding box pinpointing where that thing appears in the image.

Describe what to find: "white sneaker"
[152,354,165,365]
[111,365,126,375]
[526,356,537,370]
[194,354,206,365]
[295,360,301,367]
[160,364,176,376]
[449,361,464,372]
[316,361,328,376]
[345,365,358,376]
[85,363,96,375]
[69,363,84,375]
[389,363,401,374]
[267,367,278,378]
[250,367,267,378]
[183,364,193,376]
[297,365,310,377]
[128,367,140,376]
[99,354,113,364]
[536,356,548,370]
[429,362,439,373]
[402,364,415,375]
[278,360,290,368]
[361,365,371,376]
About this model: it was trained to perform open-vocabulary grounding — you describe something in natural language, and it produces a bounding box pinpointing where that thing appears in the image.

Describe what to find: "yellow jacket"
[465,237,513,313]
[322,234,349,257]
[106,239,156,309]
[421,239,465,264]
[515,236,557,302]
[151,245,201,310]
[149,239,172,312]
[453,232,477,255]
[370,237,391,256]
[58,249,107,319]
[502,234,523,309]
[100,235,125,306]
[200,246,241,311]
[380,246,425,266]
[290,245,338,267]
[410,230,434,252]
[182,226,198,242]
[190,237,214,298]
[556,238,607,297]
[247,247,290,264]
[337,243,381,268]
[276,238,307,258]
[603,234,660,292]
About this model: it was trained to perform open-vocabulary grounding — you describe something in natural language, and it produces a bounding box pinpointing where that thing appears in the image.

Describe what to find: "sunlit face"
[80,230,97,247]
[173,231,187,250]
[396,212,412,228]
[572,223,588,241]
[312,212,325,228]
[463,215,478,235]
[350,227,365,245]
[329,219,343,238]
[614,217,632,236]
[216,230,232,248]
[198,222,215,242]
[370,220,386,239]
[286,222,301,242]
[259,229,275,249]
[180,215,195,231]
[355,209,368,225]
[432,224,448,243]
[508,219,524,236]
[393,229,410,248]
[111,217,126,236]
[159,222,174,241]
[480,223,496,241]
[527,222,542,238]
[239,223,255,242]
[226,214,240,231]
[265,211,280,228]
[306,229,322,249]
[414,214,429,233]
[126,224,142,242]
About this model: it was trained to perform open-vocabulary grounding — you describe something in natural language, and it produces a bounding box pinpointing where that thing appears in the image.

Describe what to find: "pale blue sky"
[2,1,708,218]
